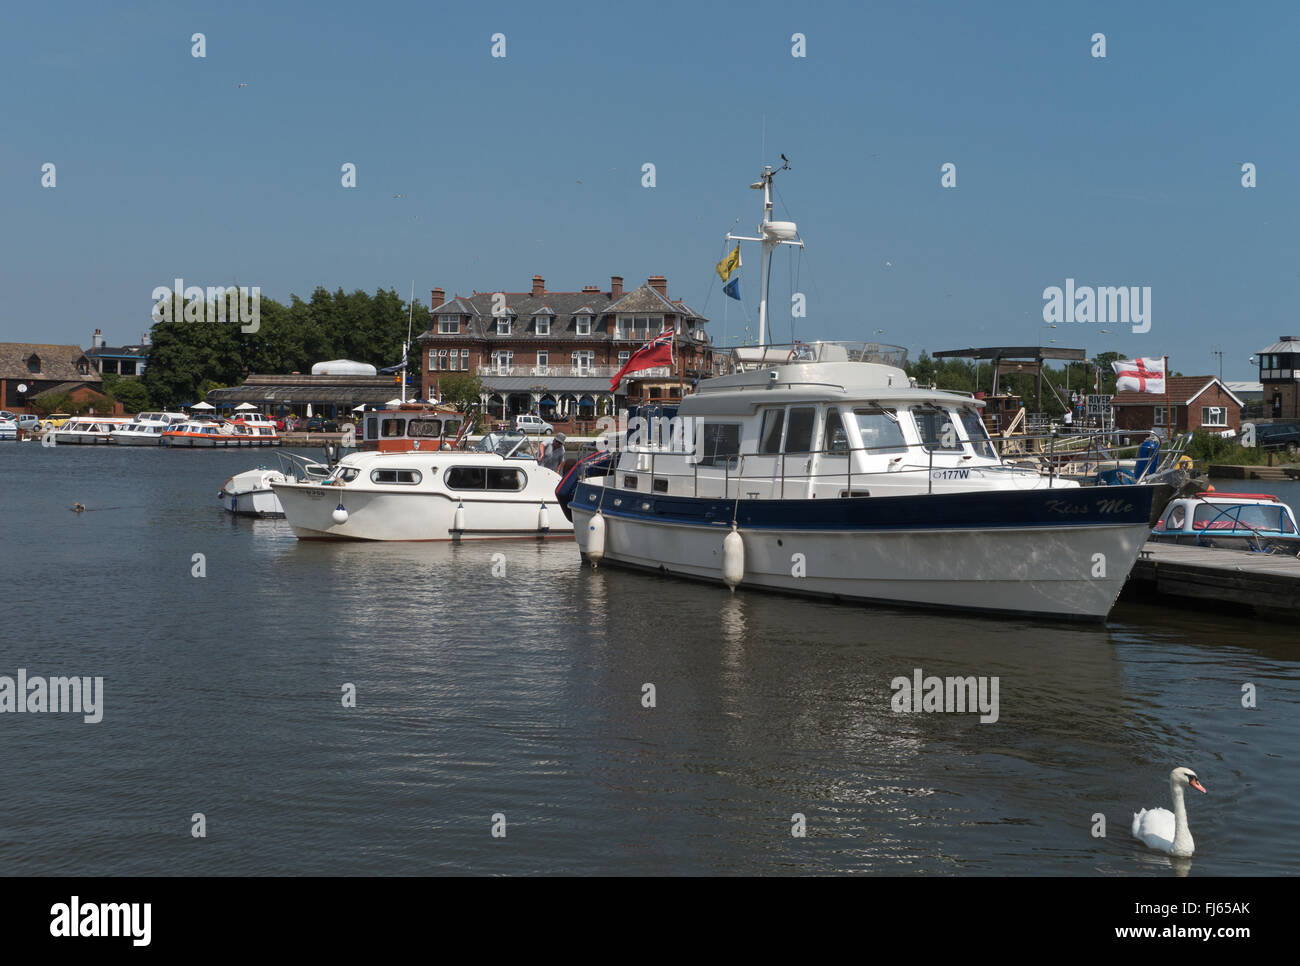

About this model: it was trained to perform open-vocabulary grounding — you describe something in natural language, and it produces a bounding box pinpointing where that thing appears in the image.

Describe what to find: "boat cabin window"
[958,407,998,459]
[370,468,421,484]
[697,422,742,467]
[366,417,379,439]
[911,407,964,453]
[758,410,783,454]
[1165,505,1185,529]
[784,408,815,453]
[854,408,907,454]
[446,466,487,489]
[1193,503,1295,533]
[823,408,849,454]
[382,419,405,438]
[408,419,443,437]
[334,467,360,483]
[487,468,526,491]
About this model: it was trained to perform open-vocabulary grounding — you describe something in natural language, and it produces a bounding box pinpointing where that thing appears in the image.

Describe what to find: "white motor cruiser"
[270,431,573,540]
[52,416,132,444]
[111,412,189,445]
[566,164,1165,622]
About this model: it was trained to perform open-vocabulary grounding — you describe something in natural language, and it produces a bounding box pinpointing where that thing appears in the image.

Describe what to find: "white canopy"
[191,401,215,410]
[352,404,367,412]
[311,359,377,376]
[234,402,258,411]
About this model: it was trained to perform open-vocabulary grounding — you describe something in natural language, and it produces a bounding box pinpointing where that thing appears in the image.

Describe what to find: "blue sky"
[2,0,1296,380]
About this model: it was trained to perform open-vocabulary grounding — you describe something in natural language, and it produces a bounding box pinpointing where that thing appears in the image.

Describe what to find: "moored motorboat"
[564,164,1163,622]
[111,411,189,445]
[271,430,572,540]
[1151,490,1300,551]
[219,454,332,516]
[52,416,132,445]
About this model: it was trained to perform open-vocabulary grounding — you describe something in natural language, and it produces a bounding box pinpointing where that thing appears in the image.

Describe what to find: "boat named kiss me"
[567,164,1167,621]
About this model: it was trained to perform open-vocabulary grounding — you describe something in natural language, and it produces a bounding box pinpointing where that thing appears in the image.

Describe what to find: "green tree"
[437,372,483,413]
[109,378,151,413]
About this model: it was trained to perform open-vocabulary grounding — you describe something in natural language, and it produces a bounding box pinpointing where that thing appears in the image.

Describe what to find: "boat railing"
[581,429,1194,500]
[724,340,908,371]
[276,451,331,481]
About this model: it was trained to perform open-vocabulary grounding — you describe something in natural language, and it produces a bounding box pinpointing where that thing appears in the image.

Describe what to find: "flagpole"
[1164,354,1171,440]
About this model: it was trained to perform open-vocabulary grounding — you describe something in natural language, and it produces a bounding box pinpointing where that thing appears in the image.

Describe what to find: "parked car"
[40,413,72,430]
[305,417,339,433]
[15,414,40,433]
[1256,422,1300,454]
[0,418,16,441]
[513,414,554,435]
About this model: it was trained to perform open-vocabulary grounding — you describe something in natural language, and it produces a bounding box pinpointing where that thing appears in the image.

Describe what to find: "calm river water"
[1,445,1296,875]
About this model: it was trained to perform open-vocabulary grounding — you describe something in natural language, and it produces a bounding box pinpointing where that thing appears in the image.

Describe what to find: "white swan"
[1131,767,1207,857]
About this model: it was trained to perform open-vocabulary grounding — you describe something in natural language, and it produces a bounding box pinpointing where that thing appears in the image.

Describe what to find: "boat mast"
[402,280,414,404]
[727,156,803,346]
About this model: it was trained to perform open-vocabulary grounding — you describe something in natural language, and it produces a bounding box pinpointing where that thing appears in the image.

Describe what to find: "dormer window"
[26,355,41,373]
[575,316,592,336]
[438,315,459,334]
[77,360,90,375]
[496,318,512,335]
[534,316,550,336]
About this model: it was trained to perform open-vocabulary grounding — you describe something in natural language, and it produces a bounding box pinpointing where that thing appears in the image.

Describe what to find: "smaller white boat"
[1152,489,1300,551]
[111,412,189,445]
[53,416,132,445]
[219,454,331,516]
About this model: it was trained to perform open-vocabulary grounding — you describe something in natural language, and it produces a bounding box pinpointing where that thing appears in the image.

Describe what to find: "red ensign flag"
[610,331,674,391]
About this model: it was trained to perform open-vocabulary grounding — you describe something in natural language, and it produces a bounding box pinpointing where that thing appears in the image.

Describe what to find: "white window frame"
[534,316,550,336]
[496,318,511,335]
[536,350,549,369]
[492,350,513,373]
[573,350,594,374]
[1154,406,1170,426]
[438,315,459,334]
[575,316,592,336]
[1201,405,1227,427]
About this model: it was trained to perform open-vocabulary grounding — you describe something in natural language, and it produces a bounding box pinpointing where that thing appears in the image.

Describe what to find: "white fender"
[538,501,550,534]
[586,512,606,565]
[722,525,744,590]
[452,501,466,536]
[331,503,349,524]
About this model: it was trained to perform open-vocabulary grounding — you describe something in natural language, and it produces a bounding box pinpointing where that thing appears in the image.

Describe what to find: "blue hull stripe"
[572,482,1160,531]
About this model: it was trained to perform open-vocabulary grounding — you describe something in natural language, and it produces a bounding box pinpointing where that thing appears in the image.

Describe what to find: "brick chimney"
[431,288,445,307]
[648,275,667,296]
[610,275,623,300]
[583,285,599,294]
[532,275,545,297]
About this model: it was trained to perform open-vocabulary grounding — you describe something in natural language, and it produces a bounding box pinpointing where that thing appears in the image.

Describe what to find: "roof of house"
[0,343,100,383]
[30,381,108,400]
[86,344,149,358]
[418,281,709,344]
[1112,376,1243,409]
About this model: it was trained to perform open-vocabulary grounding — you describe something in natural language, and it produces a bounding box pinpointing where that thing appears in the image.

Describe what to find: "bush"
[1183,432,1271,466]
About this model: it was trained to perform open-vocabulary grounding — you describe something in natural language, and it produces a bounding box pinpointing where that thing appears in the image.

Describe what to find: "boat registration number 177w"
[931,469,972,480]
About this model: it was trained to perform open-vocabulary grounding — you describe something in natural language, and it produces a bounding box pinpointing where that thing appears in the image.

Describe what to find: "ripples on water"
[0,447,1296,875]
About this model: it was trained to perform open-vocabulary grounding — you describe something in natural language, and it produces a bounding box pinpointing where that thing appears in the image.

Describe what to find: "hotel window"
[618,351,630,366]
[438,315,459,334]
[1201,406,1227,427]
[617,316,657,340]
[428,350,437,370]
[438,350,449,371]
[492,351,513,372]
[575,316,592,336]
[446,350,459,371]
[536,351,549,369]
[572,351,594,373]
[496,318,511,335]
[461,349,469,370]
[534,317,550,335]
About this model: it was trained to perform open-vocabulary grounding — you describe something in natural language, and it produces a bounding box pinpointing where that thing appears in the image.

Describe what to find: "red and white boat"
[163,420,281,447]
[357,404,468,453]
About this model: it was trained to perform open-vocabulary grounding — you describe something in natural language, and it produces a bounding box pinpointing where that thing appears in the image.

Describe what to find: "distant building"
[1256,335,1300,420]
[417,275,712,426]
[1112,376,1243,436]
[85,328,150,376]
[0,342,101,411]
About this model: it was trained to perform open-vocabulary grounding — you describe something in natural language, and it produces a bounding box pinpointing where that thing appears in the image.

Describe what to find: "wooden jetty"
[1124,542,1300,619]
[1207,463,1297,480]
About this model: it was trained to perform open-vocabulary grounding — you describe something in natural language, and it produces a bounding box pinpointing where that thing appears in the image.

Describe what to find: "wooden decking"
[1124,542,1300,618]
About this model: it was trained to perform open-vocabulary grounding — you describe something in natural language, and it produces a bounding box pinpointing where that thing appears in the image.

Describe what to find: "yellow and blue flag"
[715,245,741,282]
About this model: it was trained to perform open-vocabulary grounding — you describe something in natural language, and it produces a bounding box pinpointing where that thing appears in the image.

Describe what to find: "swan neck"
[1170,781,1193,854]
